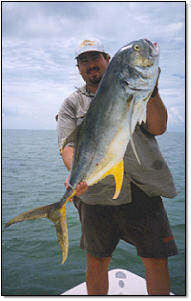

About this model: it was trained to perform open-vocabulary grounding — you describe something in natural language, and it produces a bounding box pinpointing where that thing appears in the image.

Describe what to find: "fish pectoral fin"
[130,136,141,165]
[99,160,124,200]
[138,108,147,124]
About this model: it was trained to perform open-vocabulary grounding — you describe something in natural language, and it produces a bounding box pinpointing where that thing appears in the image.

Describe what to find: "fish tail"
[4,202,57,228]
[57,204,68,264]
[48,188,77,264]
[4,188,77,264]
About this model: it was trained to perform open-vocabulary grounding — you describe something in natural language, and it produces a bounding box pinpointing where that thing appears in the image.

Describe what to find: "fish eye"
[133,45,140,51]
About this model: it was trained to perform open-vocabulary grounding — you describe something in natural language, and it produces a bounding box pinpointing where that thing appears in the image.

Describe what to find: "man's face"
[77,51,110,87]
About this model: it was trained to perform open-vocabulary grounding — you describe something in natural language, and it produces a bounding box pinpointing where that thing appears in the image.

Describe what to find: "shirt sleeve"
[57,97,76,150]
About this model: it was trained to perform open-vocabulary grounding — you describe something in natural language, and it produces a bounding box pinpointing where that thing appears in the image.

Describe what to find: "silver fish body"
[5,39,159,264]
[65,38,159,196]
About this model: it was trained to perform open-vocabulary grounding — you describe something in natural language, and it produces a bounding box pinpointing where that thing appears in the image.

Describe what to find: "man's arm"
[61,146,74,171]
[61,145,88,196]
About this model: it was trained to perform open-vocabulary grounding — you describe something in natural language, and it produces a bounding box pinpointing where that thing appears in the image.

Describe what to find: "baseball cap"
[75,38,106,59]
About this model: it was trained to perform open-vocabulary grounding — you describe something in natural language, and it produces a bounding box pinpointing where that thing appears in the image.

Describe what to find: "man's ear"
[106,54,110,63]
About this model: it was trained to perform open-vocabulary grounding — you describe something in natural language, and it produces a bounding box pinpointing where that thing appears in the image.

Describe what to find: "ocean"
[2,129,185,296]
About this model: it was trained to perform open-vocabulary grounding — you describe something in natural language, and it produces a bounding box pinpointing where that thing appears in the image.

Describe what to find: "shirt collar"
[76,85,95,98]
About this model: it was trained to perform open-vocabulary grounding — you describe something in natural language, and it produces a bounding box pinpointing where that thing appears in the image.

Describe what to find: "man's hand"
[65,174,88,201]
[75,182,88,196]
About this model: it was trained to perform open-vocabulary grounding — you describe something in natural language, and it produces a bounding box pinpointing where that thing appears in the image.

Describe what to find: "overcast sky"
[2,1,185,131]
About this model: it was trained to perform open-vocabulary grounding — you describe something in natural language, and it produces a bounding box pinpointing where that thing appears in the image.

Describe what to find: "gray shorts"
[73,183,178,258]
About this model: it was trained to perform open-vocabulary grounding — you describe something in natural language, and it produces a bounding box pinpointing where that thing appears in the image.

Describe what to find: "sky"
[2,1,186,131]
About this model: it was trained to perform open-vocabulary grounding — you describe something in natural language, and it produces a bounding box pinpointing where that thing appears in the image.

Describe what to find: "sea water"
[2,129,185,295]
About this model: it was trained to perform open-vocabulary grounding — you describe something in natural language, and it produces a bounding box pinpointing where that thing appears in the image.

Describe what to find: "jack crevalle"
[5,39,159,264]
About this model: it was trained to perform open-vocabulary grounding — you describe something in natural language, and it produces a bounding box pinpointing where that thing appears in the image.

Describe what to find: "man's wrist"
[151,86,158,97]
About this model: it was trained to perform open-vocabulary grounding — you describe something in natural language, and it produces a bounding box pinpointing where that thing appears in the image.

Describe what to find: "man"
[57,39,178,295]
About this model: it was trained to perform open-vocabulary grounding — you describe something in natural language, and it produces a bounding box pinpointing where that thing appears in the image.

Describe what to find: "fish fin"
[4,189,77,264]
[130,136,141,165]
[49,190,76,264]
[4,203,58,229]
[129,96,141,165]
[99,160,124,199]
[49,204,68,264]
[138,108,147,124]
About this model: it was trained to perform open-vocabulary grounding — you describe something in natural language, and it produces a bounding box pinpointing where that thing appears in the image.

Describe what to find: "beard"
[87,67,102,85]
[89,75,102,84]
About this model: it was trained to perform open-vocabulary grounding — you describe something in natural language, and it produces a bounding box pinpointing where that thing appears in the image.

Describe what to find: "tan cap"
[75,38,106,58]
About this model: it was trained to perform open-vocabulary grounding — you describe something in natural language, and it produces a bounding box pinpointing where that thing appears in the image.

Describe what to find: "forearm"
[61,145,88,196]
[146,91,168,136]
[61,146,74,171]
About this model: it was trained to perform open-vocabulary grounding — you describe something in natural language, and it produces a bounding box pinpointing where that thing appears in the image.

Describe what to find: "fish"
[4,39,159,264]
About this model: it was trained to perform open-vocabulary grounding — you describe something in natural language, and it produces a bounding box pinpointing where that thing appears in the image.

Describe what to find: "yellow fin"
[59,189,77,264]
[99,160,124,199]
[57,204,68,264]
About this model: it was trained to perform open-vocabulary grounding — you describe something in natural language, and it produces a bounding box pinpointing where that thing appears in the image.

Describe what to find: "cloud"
[167,106,185,132]
[2,79,80,129]
[2,1,185,131]
[166,22,184,33]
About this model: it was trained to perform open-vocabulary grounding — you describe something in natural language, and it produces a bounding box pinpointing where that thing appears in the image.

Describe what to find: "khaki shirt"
[57,85,177,205]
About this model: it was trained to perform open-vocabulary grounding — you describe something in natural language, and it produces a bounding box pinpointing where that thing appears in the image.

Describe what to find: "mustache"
[86,67,100,74]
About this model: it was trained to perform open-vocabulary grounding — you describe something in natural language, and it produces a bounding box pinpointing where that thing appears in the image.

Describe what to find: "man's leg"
[86,252,111,295]
[141,257,170,295]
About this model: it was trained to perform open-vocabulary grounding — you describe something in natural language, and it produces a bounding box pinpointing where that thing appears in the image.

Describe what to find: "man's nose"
[87,58,97,67]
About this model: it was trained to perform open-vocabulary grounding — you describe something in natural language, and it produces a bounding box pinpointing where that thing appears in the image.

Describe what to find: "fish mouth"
[135,57,154,68]
[130,86,149,92]
[144,38,159,57]
[141,59,154,67]
[135,39,159,68]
